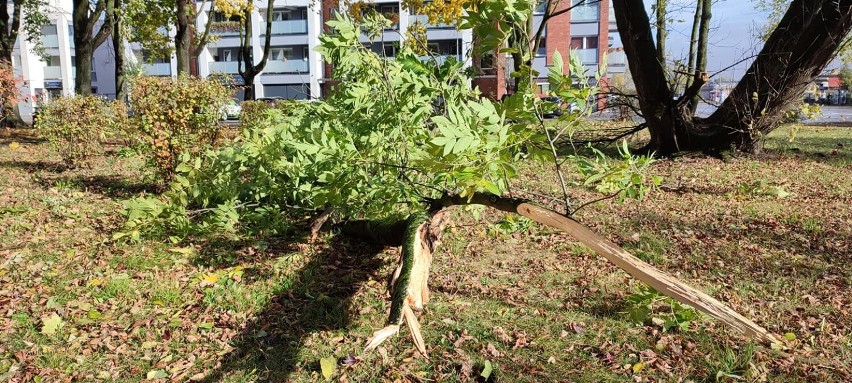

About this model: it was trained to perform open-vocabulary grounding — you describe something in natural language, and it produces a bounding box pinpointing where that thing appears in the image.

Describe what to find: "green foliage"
[627,285,700,332]
[128,75,233,181]
[574,140,661,202]
[19,0,51,62]
[36,95,127,166]
[120,12,657,240]
[780,102,821,124]
[489,214,533,236]
[733,180,791,199]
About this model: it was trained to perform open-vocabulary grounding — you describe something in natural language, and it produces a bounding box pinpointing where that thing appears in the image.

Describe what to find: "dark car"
[540,96,564,118]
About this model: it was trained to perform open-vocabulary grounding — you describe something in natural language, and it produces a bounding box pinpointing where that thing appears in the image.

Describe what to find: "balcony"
[43,35,59,48]
[260,20,308,35]
[575,48,598,64]
[408,15,454,29]
[142,63,172,76]
[210,21,240,36]
[209,61,242,73]
[263,60,308,74]
[607,51,626,67]
[44,66,62,79]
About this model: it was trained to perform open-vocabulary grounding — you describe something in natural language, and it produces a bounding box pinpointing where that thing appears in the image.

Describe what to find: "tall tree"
[228,0,272,100]
[612,0,852,154]
[175,0,215,74]
[1,0,47,126]
[0,0,23,65]
[654,0,666,64]
[72,0,116,95]
[111,0,126,100]
[1,0,48,65]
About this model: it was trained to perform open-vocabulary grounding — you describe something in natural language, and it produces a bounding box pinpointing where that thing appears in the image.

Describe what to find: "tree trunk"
[431,193,780,344]
[73,0,112,96]
[612,0,852,154]
[175,0,190,75]
[684,0,701,96]
[112,0,126,101]
[1,0,22,65]
[654,0,666,64]
[705,0,852,153]
[239,0,273,101]
[73,44,93,95]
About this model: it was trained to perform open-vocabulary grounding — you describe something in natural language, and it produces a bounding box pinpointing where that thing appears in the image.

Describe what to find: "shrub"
[238,100,271,131]
[129,75,233,181]
[36,95,126,167]
[1,61,23,127]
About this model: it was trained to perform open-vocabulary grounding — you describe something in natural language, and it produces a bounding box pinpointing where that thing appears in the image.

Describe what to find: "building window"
[571,0,599,22]
[537,36,547,56]
[571,36,598,49]
[383,43,398,58]
[535,1,547,14]
[41,24,57,35]
[272,7,307,21]
[570,36,599,64]
[480,50,495,69]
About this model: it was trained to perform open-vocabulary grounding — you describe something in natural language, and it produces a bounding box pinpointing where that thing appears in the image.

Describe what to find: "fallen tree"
[122,12,782,356]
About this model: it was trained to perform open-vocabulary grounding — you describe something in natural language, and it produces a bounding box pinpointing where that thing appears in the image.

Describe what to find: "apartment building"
[190,0,474,100]
[473,0,622,102]
[9,0,124,123]
[9,0,623,119]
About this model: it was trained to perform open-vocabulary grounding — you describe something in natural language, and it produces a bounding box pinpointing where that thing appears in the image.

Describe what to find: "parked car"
[256,97,284,106]
[540,96,564,118]
[219,101,242,120]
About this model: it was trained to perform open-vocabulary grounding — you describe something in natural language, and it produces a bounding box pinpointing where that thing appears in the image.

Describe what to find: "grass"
[1,123,851,382]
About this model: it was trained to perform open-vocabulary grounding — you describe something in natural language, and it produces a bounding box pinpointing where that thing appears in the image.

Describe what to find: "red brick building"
[472,0,621,105]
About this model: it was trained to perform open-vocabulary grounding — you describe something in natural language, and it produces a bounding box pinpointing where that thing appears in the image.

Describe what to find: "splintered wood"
[516,203,780,344]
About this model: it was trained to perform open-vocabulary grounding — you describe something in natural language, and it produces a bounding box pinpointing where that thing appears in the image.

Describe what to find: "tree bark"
[175,0,190,75]
[112,0,126,101]
[73,0,113,95]
[684,0,701,95]
[238,0,273,101]
[1,0,22,64]
[654,0,666,65]
[612,0,852,154]
[705,0,852,153]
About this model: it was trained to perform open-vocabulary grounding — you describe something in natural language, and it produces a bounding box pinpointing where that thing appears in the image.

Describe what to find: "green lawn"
[1,124,850,382]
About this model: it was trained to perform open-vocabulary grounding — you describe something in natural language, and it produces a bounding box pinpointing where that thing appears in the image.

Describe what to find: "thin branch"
[570,190,621,215]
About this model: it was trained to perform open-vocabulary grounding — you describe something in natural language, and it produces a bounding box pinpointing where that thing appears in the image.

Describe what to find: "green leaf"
[196,322,214,330]
[784,332,797,341]
[551,50,564,75]
[320,357,336,381]
[146,369,168,380]
[87,310,103,320]
[629,306,649,324]
[480,360,493,379]
[40,313,63,335]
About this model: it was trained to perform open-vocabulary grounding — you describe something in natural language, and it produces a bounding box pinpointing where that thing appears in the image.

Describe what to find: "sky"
[641,0,773,80]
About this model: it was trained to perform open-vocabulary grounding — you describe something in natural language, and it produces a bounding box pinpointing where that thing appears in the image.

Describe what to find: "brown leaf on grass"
[492,326,511,343]
[485,343,501,358]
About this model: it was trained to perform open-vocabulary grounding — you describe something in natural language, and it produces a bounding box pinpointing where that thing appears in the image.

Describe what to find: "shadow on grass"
[0,128,44,145]
[31,174,155,198]
[0,159,65,173]
[199,235,388,382]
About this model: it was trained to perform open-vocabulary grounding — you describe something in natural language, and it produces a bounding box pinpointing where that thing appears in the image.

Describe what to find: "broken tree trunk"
[435,193,780,344]
[515,203,779,343]
[363,193,779,356]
